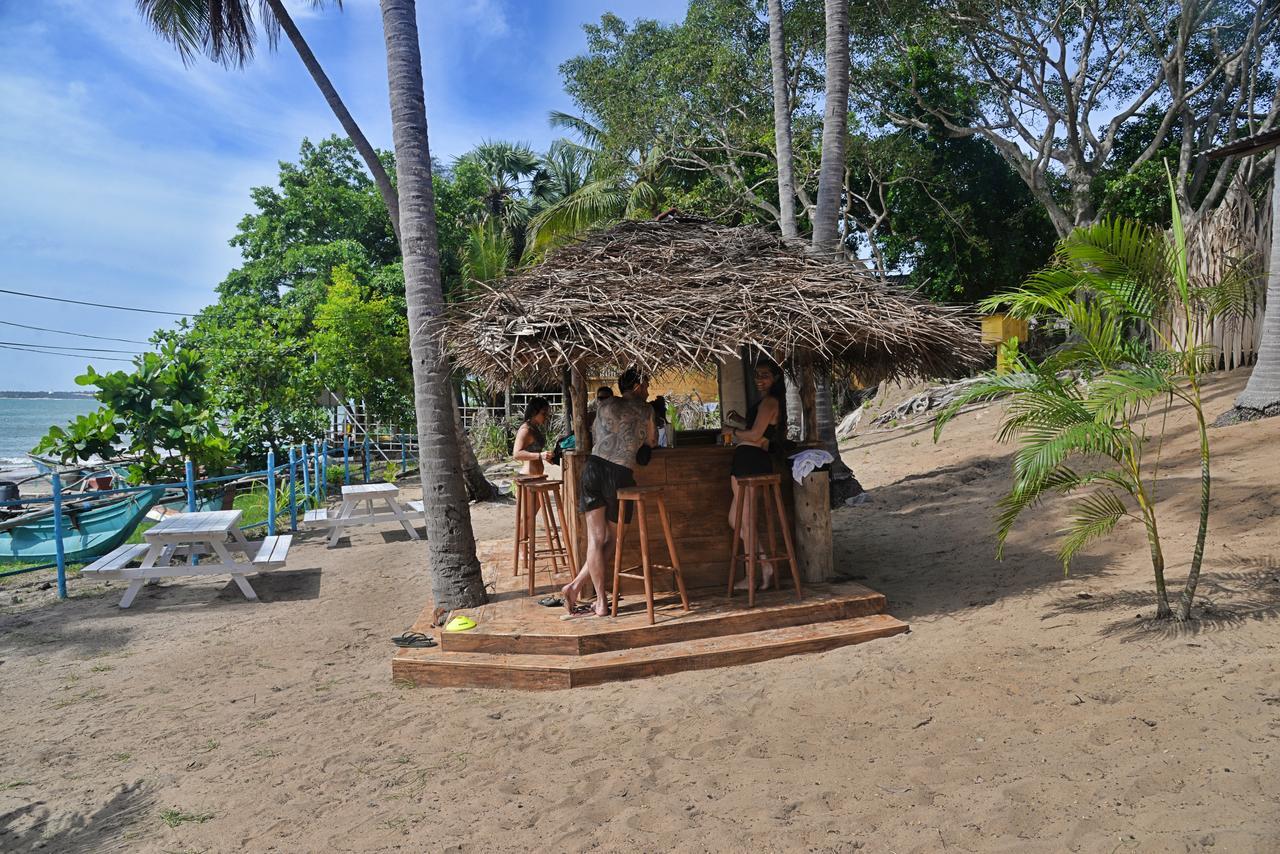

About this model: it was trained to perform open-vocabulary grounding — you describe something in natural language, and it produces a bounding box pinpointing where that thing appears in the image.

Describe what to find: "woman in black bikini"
[512,397,553,477]
[725,362,785,589]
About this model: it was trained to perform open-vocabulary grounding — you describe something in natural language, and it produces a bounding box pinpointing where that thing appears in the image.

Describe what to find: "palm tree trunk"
[451,391,498,501]
[267,0,402,244]
[1234,158,1280,413]
[810,0,849,256]
[766,0,798,239]
[1135,484,1173,619]
[378,0,485,608]
[1178,390,1212,620]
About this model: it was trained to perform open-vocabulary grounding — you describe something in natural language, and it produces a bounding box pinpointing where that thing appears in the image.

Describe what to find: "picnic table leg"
[121,543,164,608]
[386,497,421,540]
[228,527,254,555]
[211,540,258,602]
[327,499,353,548]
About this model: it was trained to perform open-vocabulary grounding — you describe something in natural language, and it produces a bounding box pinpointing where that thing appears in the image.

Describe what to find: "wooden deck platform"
[392,542,908,690]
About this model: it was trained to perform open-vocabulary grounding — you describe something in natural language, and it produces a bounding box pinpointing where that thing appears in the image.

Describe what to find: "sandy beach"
[1,368,1278,853]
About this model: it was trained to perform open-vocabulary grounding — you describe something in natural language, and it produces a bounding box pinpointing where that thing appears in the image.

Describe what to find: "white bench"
[253,534,292,567]
[303,508,329,525]
[81,544,150,580]
[406,500,424,513]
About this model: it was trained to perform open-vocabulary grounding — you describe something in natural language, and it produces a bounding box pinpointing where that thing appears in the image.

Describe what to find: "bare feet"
[561,583,578,615]
[734,554,773,590]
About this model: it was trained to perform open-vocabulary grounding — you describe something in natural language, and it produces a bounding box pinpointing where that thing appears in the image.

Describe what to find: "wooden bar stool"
[518,479,578,595]
[610,486,690,625]
[727,474,802,607]
[511,474,547,578]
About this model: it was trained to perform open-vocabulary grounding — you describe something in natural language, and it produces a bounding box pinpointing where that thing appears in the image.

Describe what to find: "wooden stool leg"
[763,486,779,590]
[745,486,757,609]
[655,496,690,612]
[771,481,803,600]
[727,485,746,598]
[551,487,577,576]
[635,498,656,625]
[610,501,629,617]
[512,485,524,577]
[537,491,561,588]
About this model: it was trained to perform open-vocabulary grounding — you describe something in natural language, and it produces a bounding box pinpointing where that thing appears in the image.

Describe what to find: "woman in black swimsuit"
[513,397,553,477]
[726,362,785,589]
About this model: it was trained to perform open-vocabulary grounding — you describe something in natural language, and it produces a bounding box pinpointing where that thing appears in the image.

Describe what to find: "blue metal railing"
[1,435,422,598]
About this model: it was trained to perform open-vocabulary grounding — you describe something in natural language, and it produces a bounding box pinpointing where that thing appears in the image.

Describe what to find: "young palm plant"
[935,175,1255,620]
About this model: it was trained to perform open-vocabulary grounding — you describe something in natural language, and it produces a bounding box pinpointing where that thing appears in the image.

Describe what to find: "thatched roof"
[446,216,984,386]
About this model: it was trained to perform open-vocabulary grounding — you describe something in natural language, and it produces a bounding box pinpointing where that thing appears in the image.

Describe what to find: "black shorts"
[579,455,636,523]
[731,445,774,478]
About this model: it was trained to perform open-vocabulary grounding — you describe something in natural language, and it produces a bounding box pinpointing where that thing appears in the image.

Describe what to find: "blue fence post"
[300,442,311,508]
[51,472,67,600]
[363,436,371,483]
[321,440,329,496]
[185,458,197,513]
[343,434,351,485]
[288,447,298,532]
[266,449,277,536]
[314,442,323,504]
[400,435,407,478]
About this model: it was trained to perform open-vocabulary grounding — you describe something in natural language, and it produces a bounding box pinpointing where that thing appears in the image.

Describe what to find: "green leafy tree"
[34,343,234,483]
[935,175,1255,620]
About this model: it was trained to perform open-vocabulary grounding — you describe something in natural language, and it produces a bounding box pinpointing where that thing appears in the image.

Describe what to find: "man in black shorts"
[562,368,655,617]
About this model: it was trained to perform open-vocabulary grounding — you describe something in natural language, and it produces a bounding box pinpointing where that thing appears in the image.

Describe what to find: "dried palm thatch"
[446,216,984,385]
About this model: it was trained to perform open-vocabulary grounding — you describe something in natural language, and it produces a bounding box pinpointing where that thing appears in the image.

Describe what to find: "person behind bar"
[725,361,786,589]
[562,368,655,617]
[586,385,614,434]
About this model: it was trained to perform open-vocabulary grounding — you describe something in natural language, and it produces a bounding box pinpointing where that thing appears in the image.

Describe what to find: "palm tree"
[378,0,486,608]
[137,0,401,242]
[810,0,849,256]
[766,0,799,239]
[524,113,670,257]
[935,177,1254,621]
[456,140,547,259]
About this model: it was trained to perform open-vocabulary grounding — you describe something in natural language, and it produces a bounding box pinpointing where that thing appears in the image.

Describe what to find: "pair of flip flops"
[391,631,436,648]
[538,596,564,608]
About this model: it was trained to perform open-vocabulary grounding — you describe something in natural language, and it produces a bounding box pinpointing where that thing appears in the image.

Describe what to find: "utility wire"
[0,343,134,363]
[0,319,152,345]
[0,340,142,354]
[0,287,195,317]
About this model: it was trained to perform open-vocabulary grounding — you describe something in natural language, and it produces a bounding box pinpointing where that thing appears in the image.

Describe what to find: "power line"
[0,287,195,317]
[0,343,134,363]
[0,340,142,354]
[0,319,152,345]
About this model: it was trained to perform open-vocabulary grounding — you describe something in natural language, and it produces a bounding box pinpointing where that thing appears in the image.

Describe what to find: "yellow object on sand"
[444,615,477,632]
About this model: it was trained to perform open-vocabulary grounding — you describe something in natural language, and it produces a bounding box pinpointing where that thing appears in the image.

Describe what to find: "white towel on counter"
[788,449,834,484]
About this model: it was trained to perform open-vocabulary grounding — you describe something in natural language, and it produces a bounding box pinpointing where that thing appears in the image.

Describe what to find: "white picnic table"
[306,482,424,547]
[82,510,291,609]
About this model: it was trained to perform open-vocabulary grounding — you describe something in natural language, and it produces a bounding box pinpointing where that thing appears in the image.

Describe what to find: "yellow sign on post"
[981,314,1029,374]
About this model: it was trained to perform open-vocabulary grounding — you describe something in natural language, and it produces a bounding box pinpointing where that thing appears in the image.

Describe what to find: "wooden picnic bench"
[303,483,424,547]
[81,510,292,608]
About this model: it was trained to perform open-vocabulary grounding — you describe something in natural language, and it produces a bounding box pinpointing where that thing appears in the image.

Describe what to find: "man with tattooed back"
[561,367,656,617]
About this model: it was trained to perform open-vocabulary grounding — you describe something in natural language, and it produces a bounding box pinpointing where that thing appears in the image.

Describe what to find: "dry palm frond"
[446,215,985,385]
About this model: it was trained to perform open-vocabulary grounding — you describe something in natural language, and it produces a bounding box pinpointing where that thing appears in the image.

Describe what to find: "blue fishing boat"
[0,489,162,565]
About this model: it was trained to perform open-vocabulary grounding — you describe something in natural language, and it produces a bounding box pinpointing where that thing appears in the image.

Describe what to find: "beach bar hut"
[394,215,984,689]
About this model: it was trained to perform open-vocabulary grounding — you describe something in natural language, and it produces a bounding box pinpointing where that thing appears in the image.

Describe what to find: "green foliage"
[936,173,1255,619]
[33,343,232,483]
[313,265,413,426]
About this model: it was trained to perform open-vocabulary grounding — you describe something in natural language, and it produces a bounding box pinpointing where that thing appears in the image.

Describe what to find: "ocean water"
[0,397,98,469]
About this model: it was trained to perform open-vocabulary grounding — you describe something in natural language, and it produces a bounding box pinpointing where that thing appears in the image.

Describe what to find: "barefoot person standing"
[562,368,656,617]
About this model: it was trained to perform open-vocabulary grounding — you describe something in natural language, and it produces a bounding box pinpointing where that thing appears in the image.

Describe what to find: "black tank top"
[524,423,545,453]
[745,400,780,445]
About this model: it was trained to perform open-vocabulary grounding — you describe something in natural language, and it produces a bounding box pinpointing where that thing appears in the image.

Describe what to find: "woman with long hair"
[512,396,553,477]
[725,361,786,589]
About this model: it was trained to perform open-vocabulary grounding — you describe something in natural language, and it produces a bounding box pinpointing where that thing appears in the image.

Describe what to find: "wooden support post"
[570,364,590,455]
[798,359,819,444]
[793,470,834,582]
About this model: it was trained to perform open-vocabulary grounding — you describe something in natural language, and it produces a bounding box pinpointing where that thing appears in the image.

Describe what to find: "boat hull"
[0,490,161,564]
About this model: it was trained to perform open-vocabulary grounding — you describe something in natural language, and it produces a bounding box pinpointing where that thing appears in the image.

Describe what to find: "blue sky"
[0,0,687,391]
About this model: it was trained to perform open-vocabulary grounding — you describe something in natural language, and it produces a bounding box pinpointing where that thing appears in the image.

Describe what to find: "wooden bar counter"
[564,440,795,592]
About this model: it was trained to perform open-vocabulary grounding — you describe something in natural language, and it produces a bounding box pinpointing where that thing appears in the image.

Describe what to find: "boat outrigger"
[0,488,162,565]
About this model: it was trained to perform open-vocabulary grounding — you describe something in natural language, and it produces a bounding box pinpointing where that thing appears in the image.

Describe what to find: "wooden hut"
[394,216,983,689]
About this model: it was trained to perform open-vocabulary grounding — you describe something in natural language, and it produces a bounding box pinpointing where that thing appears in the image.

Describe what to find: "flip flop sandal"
[538,596,565,607]
[558,604,596,621]
[391,631,437,648]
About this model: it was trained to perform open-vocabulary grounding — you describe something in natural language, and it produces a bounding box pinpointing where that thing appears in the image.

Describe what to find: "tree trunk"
[451,392,498,502]
[810,0,849,256]
[766,0,798,239]
[1234,161,1280,413]
[1178,389,1212,620]
[378,0,485,608]
[815,373,859,502]
[267,0,401,244]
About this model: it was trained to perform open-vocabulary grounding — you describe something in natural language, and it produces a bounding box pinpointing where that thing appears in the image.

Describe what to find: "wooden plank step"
[393,613,909,691]
[433,584,887,656]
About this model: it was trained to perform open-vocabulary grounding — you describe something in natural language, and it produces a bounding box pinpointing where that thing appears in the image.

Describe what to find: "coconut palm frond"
[461,223,512,289]
[1059,490,1132,570]
[524,179,630,257]
[548,111,604,148]
[931,371,1040,440]
[1083,367,1181,422]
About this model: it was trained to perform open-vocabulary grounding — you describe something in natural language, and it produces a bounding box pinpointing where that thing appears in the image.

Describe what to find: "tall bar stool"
[511,474,547,578]
[727,474,803,607]
[516,478,577,595]
[610,486,690,625]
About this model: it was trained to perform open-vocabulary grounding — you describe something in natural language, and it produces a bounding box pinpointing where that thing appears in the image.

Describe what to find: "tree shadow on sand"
[1041,556,1280,642]
[0,781,152,854]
